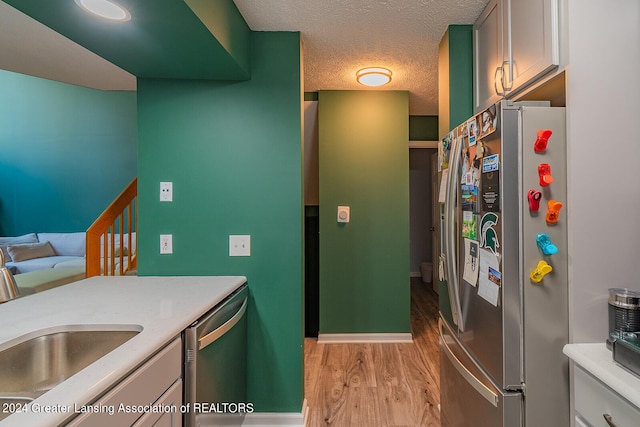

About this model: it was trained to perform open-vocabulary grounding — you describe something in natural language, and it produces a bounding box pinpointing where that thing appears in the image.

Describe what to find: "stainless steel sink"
[0,396,35,421]
[0,327,140,420]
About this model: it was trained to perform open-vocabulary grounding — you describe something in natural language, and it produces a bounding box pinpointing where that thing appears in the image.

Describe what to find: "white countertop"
[563,343,640,408]
[0,275,246,427]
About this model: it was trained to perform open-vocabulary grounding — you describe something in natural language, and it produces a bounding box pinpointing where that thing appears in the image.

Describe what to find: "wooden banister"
[86,178,137,278]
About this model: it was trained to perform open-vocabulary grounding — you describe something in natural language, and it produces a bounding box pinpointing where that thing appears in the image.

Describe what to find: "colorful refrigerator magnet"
[528,189,542,211]
[480,212,499,255]
[534,129,553,153]
[462,211,477,240]
[538,163,554,186]
[546,200,563,224]
[536,233,558,255]
[530,260,553,283]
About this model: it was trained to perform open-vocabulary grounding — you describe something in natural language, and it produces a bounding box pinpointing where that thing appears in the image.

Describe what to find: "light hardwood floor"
[304,278,441,426]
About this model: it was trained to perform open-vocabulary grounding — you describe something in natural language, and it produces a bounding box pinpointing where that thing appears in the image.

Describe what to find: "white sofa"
[0,232,87,295]
[0,232,135,295]
[1,232,86,274]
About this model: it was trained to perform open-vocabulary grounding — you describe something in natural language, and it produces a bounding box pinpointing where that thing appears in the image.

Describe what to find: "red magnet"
[528,189,542,211]
[538,163,553,186]
[546,200,563,224]
[534,129,553,153]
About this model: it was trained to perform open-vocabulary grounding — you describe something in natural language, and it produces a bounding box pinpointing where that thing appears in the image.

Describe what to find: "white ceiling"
[0,0,490,115]
[234,0,489,115]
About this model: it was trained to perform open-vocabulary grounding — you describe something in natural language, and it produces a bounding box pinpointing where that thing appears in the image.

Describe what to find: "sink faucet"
[0,250,19,303]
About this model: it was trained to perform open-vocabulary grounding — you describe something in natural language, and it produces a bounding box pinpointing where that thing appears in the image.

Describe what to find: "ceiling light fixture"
[75,0,131,22]
[356,67,392,87]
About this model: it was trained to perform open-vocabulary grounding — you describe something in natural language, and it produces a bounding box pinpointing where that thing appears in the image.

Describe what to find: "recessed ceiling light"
[356,67,392,87]
[75,0,131,22]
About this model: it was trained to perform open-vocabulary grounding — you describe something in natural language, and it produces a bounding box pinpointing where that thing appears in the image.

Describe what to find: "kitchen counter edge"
[0,275,247,426]
[563,343,640,409]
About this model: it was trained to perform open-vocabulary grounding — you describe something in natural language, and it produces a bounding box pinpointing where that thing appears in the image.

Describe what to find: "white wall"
[566,0,640,343]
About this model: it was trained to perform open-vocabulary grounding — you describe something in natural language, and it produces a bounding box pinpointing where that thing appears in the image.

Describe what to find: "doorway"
[409,147,438,291]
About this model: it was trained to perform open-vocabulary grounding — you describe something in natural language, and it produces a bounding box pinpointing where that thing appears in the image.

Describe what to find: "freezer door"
[440,317,522,427]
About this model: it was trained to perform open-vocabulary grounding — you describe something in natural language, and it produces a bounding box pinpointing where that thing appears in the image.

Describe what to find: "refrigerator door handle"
[440,319,499,407]
[444,135,464,330]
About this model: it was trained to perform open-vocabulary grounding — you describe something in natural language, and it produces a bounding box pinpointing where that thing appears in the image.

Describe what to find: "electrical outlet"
[229,235,250,257]
[160,234,173,254]
[160,182,173,202]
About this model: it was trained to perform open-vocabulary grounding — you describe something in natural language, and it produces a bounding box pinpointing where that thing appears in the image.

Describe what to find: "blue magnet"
[536,233,558,255]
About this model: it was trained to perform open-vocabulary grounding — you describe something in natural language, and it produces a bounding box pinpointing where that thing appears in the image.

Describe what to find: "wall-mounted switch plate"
[160,182,173,202]
[229,235,250,256]
[337,206,350,223]
[160,234,173,254]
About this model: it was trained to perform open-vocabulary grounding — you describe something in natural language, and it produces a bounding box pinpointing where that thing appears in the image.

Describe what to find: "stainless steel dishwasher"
[183,284,248,427]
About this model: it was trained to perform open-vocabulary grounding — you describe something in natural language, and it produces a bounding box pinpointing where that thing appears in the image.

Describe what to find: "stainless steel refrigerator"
[437,100,569,426]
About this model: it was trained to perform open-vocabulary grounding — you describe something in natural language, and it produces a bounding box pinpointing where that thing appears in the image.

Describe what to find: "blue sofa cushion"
[37,233,85,257]
[6,256,84,274]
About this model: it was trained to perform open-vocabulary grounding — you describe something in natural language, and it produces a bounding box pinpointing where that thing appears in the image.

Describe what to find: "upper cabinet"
[473,0,560,112]
[473,0,504,113]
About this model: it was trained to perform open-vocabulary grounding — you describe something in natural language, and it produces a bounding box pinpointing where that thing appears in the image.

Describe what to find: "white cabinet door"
[473,0,560,112]
[505,0,559,92]
[66,338,182,427]
[133,379,182,427]
[473,0,504,113]
[574,366,640,426]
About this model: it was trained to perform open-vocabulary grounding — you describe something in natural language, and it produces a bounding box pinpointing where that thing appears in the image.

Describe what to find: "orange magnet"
[546,200,563,224]
[534,129,553,153]
[538,163,553,186]
[530,260,553,283]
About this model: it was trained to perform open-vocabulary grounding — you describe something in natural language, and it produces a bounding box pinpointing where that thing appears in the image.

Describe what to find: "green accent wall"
[136,32,303,412]
[318,90,410,334]
[448,25,473,128]
[438,25,473,136]
[0,70,137,236]
[5,0,251,80]
[409,115,439,141]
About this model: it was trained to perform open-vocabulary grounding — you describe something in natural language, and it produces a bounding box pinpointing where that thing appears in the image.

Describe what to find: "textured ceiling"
[0,0,489,115]
[234,0,489,115]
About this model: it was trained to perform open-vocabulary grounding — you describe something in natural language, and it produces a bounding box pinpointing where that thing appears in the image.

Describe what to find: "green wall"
[0,70,137,236]
[409,115,439,141]
[136,32,303,412]
[318,90,410,334]
[448,25,473,128]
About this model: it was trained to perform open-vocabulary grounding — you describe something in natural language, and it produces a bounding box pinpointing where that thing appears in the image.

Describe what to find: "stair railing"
[86,178,137,277]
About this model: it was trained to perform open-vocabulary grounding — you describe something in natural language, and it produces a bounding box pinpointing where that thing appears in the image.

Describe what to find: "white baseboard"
[317,333,413,344]
[196,399,308,427]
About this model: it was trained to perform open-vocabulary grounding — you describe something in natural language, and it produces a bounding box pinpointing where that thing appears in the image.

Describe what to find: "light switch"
[160,182,173,202]
[337,206,350,223]
[229,235,251,256]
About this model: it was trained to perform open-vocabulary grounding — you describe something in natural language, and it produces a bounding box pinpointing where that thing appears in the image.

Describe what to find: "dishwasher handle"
[198,297,247,350]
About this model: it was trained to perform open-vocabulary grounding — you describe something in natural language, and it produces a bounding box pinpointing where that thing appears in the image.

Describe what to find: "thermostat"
[337,206,350,223]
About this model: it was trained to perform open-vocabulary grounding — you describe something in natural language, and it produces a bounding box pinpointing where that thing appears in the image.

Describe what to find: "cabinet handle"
[501,60,512,91]
[603,414,616,427]
[494,66,505,96]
